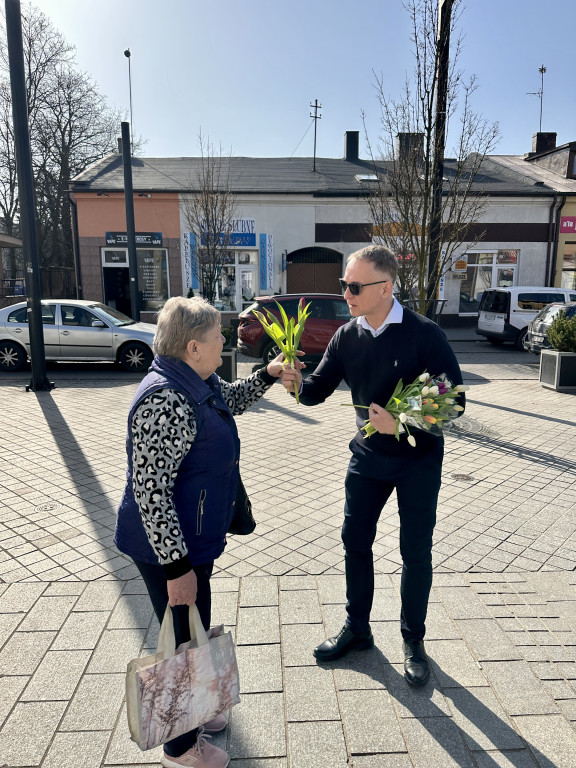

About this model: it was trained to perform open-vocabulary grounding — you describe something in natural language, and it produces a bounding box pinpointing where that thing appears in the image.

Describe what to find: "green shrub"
[547,313,576,352]
[221,327,234,347]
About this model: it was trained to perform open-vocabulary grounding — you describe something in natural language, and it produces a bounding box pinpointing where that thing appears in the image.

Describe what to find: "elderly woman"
[115,296,288,768]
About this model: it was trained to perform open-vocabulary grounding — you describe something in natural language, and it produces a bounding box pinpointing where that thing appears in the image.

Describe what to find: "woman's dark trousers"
[342,445,442,641]
[133,559,214,757]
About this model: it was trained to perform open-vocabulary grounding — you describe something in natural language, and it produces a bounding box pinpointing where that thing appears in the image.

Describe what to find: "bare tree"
[0,6,123,294]
[364,0,500,316]
[181,134,238,305]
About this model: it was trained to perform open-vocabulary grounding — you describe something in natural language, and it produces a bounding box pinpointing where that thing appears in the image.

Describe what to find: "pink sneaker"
[201,714,227,733]
[161,731,229,768]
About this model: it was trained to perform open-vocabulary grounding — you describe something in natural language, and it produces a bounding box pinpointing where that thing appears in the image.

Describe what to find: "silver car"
[0,300,156,372]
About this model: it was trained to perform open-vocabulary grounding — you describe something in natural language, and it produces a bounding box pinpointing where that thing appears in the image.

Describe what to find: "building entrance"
[286,247,342,294]
[103,266,132,317]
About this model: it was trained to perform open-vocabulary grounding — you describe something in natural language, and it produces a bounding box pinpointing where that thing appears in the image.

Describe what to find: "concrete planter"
[539,349,576,392]
[217,348,237,383]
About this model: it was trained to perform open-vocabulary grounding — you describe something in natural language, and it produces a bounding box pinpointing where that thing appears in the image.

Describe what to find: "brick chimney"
[396,132,424,164]
[344,131,359,161]
[532,132,557,155]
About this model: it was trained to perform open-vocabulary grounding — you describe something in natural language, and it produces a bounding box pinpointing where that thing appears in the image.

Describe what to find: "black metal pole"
[5,0,53,390]
[68,190,83,299]
[426,0,454,320]
[121,121,140,320]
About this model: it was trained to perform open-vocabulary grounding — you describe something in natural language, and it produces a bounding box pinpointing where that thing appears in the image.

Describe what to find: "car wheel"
[262,341,282,365]
[487,337,504,346]
[0,341,26,372]
[119,342,153,372]
[515,328,528,351]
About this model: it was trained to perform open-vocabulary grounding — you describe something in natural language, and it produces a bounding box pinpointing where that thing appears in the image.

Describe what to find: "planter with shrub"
[539,311,576,392]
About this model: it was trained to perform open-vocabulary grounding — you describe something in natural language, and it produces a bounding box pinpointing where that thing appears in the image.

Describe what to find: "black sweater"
[299,308,465,456]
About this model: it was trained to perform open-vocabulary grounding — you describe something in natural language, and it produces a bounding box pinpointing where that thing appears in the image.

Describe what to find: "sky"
[27,0,576,160]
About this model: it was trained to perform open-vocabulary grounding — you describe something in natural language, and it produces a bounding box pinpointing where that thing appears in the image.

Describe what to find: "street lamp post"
[124,48,133,152]
[4,0,53,391]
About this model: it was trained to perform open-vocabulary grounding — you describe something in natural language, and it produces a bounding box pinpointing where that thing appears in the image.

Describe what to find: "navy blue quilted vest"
[115,355,240,566]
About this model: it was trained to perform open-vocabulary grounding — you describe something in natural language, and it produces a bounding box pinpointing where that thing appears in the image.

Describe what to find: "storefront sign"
[259,234,273,290]
[136,250,169,311]
[560,217,576,234]
[106,232,163,247]
[451,255,468,272]
[182,232,199,292]
[200,219,256,248]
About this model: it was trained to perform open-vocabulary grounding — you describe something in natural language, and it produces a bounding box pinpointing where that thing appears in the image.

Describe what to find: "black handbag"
[228,476,256,535]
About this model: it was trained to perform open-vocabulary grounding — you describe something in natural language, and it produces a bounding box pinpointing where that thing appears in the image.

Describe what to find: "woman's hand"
[367,402,397,434]
[167,569,197,606]
[266,350,306,379]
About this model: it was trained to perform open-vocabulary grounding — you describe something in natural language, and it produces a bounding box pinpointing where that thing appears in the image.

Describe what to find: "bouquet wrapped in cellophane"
[252,298,311,404]
[346,372,467,447]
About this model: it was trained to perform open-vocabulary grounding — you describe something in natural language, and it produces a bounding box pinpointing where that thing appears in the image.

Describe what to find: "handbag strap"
[157,604,209,657]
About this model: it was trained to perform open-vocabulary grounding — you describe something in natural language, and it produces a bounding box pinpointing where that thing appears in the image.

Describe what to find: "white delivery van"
[477,286,576,349]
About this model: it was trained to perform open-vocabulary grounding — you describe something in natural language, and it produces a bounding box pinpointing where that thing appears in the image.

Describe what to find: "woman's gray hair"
[153,296,220,357]
[347,245,398,282]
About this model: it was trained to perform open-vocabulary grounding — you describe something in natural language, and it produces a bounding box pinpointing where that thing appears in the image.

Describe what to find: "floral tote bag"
[126,604,240,751]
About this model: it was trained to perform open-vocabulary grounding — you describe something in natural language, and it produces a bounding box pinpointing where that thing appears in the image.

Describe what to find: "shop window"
[200,250,258,312]
[561,244,576,290]
[458,251,518,314]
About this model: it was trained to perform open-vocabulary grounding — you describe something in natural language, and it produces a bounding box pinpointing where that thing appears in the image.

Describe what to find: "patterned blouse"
[131,369,275,564]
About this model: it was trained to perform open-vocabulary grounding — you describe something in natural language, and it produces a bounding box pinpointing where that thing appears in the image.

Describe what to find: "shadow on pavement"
[320,645,541,767]
[449,426,576,477]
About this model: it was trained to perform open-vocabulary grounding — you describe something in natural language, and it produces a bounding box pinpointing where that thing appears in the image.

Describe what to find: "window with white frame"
[458,250,518,314]
[200,250,259,312]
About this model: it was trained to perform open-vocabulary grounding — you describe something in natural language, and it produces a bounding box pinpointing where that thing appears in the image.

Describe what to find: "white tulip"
[421,386,430,396]
[399,412,407,423]
[419,373,429,382]
[407,435,417,447]
[429,386,439,396]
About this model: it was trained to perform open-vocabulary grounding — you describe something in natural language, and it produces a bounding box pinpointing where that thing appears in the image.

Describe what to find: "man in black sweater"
[281,245,465,686]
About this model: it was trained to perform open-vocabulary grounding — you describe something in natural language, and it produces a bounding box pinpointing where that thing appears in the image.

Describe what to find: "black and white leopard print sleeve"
[131,389,194,567]
[219,367,276,414]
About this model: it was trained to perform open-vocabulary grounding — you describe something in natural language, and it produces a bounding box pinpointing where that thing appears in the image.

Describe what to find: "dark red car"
[237,293,351,363]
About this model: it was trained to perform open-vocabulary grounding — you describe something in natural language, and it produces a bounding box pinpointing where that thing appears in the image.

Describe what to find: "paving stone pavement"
[0,340,575,767]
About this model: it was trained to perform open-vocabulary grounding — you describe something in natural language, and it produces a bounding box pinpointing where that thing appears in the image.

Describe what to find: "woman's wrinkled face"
[194,322,225,378]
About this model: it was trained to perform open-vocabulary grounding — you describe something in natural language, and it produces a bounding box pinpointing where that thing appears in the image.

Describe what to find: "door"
[240,269,257,310]
[58,304,114,360]
[5,303,60,358]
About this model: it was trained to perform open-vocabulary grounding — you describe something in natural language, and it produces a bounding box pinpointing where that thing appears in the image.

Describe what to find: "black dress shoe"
[403,639,430,687]
[314,625,374,661]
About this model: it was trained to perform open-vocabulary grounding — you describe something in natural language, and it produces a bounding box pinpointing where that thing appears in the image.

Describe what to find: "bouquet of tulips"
[346,372,467,447]
[252,297,311,404]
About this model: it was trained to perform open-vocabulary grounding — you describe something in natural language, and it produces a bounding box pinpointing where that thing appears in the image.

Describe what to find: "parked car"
[237,293,352,364]
[0,299,156,372]
[523,302,576,355]
[476,286,576,350]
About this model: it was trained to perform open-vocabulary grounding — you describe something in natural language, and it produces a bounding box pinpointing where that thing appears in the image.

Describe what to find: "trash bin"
[217,348,237,383]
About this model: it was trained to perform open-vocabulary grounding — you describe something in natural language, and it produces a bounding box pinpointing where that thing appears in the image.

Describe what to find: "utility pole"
[5,0,53,391]
[121,121,140,320]
[310,99,322,172]
[426,0,454,320]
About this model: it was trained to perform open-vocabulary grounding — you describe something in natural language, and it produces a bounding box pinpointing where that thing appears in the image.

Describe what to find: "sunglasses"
[339,278,389,296]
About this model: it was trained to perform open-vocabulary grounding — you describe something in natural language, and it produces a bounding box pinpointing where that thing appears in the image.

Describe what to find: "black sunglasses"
[339,278,389,296]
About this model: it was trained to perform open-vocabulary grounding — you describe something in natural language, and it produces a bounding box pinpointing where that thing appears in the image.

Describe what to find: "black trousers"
[342,442,443,641]
[133,558,214,757]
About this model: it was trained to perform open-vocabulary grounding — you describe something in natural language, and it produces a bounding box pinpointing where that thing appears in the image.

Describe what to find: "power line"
[289,119,314,159]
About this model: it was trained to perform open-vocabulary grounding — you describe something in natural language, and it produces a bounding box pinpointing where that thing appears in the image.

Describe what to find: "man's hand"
[368,402,397,434]
[266,350,306,379]
[167,569,197,606]
[280,362,303,397]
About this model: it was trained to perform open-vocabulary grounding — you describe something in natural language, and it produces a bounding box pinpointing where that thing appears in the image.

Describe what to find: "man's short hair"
[153,296,220,357]
[347,245,398,282]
